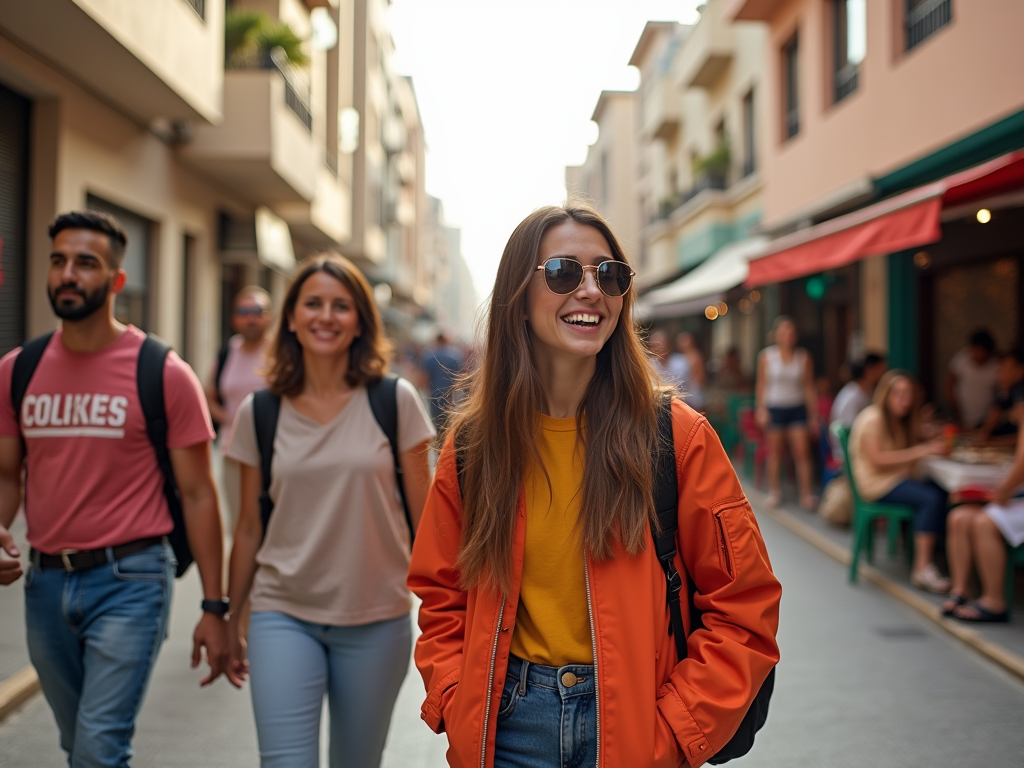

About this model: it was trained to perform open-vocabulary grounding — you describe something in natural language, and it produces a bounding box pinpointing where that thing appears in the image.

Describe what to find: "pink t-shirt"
[210,335,268,452]
[0,326,214,553]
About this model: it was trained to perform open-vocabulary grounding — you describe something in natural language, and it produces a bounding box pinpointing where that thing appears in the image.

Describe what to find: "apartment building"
[566,90,641,262]
[728,0,1024,397]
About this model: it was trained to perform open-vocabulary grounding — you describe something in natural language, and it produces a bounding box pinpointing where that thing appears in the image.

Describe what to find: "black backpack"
[251,373,414,542]
[11,332,194,578]
[454,394,774,764]
[210,343,231,437]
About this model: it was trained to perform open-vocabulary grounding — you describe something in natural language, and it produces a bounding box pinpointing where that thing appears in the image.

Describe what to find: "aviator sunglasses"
[535,257,635,297]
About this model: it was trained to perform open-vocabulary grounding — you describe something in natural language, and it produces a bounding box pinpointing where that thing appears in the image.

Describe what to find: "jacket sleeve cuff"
[421,667,460,734]
[658,686,715,768]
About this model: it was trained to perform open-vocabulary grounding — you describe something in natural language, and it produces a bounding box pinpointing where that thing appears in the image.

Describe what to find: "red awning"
[746,150,1024,287]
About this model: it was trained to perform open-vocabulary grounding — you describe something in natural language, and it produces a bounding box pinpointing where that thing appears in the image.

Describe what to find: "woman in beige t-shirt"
[224,254,435,768]
[849,371,949,593]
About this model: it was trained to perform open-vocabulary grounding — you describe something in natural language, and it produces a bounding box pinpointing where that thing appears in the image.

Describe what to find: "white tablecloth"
[921,457,1012,492]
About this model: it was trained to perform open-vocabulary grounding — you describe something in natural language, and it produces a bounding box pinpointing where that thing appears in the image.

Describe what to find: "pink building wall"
[729,0,1024,229]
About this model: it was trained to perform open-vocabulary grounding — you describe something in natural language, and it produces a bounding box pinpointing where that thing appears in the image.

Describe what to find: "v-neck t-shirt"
[227,378,435,625]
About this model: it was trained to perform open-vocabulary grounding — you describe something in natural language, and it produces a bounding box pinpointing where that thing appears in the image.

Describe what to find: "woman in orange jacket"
[408,204,781,768]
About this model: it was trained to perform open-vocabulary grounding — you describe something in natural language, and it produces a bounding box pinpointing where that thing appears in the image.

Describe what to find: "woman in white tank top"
[756,316,818,508]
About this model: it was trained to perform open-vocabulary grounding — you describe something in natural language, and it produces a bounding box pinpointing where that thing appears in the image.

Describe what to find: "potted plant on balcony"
[225,9,309,69]
[692,137,731,191]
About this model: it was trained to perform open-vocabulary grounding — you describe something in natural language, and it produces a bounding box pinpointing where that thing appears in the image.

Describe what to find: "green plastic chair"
[833,424,917,583]
[720,393,754,458]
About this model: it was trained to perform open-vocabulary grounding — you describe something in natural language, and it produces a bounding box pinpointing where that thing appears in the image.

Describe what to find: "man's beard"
[48,280,110,321]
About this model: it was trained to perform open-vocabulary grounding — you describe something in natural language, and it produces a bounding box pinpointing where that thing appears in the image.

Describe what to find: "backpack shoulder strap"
[367,374,413,543]
[11,332,55,432]
[650,392,688,661]
[252,388,281,538]
[214,343,231,399]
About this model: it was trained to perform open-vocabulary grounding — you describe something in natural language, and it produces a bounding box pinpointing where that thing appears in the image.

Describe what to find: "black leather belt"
[30,536,165,572]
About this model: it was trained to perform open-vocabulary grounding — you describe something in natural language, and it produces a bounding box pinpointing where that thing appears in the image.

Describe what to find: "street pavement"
[3,505,1024,767]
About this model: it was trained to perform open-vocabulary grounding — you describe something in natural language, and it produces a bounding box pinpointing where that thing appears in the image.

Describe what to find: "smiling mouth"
[561,312,602,328]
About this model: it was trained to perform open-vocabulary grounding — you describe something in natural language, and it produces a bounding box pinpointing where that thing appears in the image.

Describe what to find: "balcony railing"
[906,0,952,51]
[228,48,312,132]
[651,173,729,223]
[180,0,205,20]
[834,63,859,103]
[785,108,800,140]
[324,152,338,178]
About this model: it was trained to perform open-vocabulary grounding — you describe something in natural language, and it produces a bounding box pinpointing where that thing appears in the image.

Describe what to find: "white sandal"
[911,564,951,594]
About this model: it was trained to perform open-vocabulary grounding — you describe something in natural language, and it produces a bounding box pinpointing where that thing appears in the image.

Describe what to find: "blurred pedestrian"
[712,346,751,391]
[944,329,998,429]
[975,348,1024,445]
[0,210,228,766]
[849,371,951,593]
[756,316,819,509]
[408,204,780,768]
[647,328,675,385]
[420,330,465,433]
[667,332,706,411]
[829,352,887,458]
[224,254,435,768]
[205,286,272,534]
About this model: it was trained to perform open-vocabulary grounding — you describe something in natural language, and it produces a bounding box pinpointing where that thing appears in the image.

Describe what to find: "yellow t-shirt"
[509,414,594,666]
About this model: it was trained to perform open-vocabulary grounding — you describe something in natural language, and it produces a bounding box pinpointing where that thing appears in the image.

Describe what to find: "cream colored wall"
[76,0,224,122]
[758,0,1024,228]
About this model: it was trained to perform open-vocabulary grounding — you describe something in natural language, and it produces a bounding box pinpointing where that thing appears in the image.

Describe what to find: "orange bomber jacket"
[408,399,782,768]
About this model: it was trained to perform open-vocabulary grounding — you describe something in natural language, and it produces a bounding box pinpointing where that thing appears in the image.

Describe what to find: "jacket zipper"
[584,555,601,767]
[480,596,506,768]
[714,510,733,578]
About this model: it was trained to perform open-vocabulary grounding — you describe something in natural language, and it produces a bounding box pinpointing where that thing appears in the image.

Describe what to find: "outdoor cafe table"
[921,456,1013,493]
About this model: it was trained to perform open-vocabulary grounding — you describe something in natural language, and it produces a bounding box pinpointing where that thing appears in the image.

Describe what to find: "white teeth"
[562,313,600,326]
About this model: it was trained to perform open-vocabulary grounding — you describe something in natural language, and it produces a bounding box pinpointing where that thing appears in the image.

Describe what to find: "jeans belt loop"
[60,549,77,572]
[104,546,115,565]
[518,660,529,696]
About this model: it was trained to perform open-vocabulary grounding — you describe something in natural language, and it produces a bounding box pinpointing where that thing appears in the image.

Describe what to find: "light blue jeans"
[494,653,597,768]
[247,611,412,768]
[24,542,174,768]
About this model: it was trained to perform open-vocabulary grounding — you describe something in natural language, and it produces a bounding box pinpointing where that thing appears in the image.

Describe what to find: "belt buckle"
[59,549,78,572]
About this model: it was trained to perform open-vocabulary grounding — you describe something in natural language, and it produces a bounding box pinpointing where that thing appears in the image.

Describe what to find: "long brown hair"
[450,204,662,595]
[872,369,921,449]
[266,253,392,397]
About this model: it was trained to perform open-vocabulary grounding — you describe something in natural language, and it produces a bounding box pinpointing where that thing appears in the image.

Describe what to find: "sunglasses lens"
[598,262,632,296]
[543,259,584,294]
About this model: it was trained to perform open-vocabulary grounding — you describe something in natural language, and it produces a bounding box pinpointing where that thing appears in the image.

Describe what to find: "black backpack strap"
[650,392,687,661]
[368,374,414,543]
[252,388,280,538]
[138,335,192,578]
[11,332,55,443]
[214,343,231,400]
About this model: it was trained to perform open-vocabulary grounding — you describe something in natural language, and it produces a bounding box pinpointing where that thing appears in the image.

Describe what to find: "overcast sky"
[387,0,700,305]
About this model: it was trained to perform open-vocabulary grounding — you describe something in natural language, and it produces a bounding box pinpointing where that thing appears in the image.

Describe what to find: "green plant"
[693,137,732,178]
[225,9,309,69]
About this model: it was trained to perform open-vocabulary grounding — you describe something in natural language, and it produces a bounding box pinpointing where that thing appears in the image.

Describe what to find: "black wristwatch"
[201,598,230,616]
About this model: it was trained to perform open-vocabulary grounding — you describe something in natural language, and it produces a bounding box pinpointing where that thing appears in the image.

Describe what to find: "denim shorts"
[767,404,808,429]
[494,653,596,768]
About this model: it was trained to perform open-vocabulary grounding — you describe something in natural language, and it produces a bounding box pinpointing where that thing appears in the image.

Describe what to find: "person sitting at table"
[849,370,951,593]
[945,329,999,429]
[975,348,1024,446]
[944,396,1024,623]
[829,352,887,460]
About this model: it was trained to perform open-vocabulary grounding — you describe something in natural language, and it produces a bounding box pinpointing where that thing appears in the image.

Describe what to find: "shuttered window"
[0,84,30,356]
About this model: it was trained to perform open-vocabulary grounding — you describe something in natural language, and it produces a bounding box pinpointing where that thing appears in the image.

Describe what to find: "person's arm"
[225,462,263,687]
[0,436,24,586]
[169,441,228,686]
[862,430,944,469]
[755,352,768,427]
[399,439,432,531]
[974,404,1002,444]
[803,352,819,434]
[203,363,229,427]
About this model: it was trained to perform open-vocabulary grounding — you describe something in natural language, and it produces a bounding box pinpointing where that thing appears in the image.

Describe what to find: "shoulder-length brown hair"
[872,369,921,449]
[266,253,392,397]
[449,204,663,595]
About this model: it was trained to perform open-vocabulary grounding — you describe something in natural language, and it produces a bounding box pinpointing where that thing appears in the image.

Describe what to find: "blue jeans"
[247,611,411,768]
[494,653,597,768]
[24,543,174,768]
[878,479,948,535]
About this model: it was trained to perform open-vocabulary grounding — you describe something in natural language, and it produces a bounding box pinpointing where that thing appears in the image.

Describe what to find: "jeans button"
[561,672,577,687]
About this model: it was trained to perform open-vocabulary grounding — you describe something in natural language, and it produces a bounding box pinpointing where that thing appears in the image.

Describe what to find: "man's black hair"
[48,210,128,269]
[851,351,886,381]
[969,329,996,353]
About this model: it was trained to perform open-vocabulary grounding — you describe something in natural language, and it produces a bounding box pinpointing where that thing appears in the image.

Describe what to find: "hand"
[226,616,249,688]
[192,611,230,687]
[922,440,948,457]
[0,526,23,586]
[755,408,769,429]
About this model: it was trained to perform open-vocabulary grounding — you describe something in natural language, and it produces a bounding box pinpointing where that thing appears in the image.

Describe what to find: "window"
[905,0,952,51]
[832,0,865,103]
[85,195,151,331]
[742,89,756,177]
[783,35,800,140]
